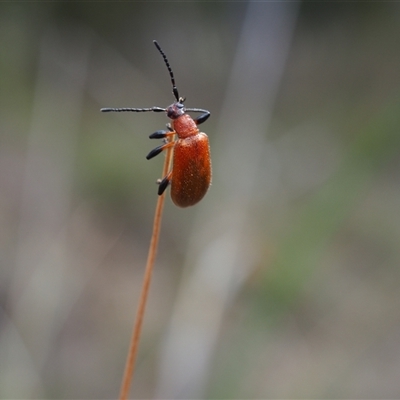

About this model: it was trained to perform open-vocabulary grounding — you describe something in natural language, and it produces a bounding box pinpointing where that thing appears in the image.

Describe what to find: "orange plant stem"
[119,144,173,400]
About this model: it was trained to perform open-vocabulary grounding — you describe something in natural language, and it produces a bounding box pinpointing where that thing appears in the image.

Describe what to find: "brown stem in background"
[119,143,173,400]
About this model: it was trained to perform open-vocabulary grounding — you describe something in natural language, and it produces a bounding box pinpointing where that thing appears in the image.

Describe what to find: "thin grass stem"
[119,142,173,400]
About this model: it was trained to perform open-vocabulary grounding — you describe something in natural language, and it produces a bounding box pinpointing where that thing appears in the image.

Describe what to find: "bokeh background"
[1,2,400,399]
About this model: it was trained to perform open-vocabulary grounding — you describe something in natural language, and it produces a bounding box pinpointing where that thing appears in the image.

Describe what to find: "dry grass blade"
[119,142,173,400]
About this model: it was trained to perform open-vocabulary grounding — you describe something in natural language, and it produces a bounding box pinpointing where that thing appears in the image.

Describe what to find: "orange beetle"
[101,40,211,207]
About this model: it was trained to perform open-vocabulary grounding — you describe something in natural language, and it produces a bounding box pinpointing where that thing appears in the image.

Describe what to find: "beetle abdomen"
[171,133,211,207]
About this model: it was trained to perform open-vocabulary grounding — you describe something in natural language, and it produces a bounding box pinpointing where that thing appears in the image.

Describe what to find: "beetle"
[101,40,211,208]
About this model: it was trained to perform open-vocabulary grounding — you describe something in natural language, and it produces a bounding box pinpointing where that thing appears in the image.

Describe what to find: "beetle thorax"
[172,113,199,139]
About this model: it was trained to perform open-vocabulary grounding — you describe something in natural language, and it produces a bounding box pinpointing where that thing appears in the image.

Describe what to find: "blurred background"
[1,1,400,399]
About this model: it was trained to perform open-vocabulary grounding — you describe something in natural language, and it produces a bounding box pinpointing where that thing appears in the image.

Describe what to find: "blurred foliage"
[262,99,400,311]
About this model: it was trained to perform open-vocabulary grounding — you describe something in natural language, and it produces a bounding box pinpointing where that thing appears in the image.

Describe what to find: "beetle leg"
[158,171,172,195]
[149,129,175,139]
[146,141,174,160]
[185,108,211,125]
[193,112,210,125]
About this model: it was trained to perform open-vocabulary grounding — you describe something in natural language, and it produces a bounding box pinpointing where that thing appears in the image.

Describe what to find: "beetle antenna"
[153,40,180,102]
[101,107,165,113]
